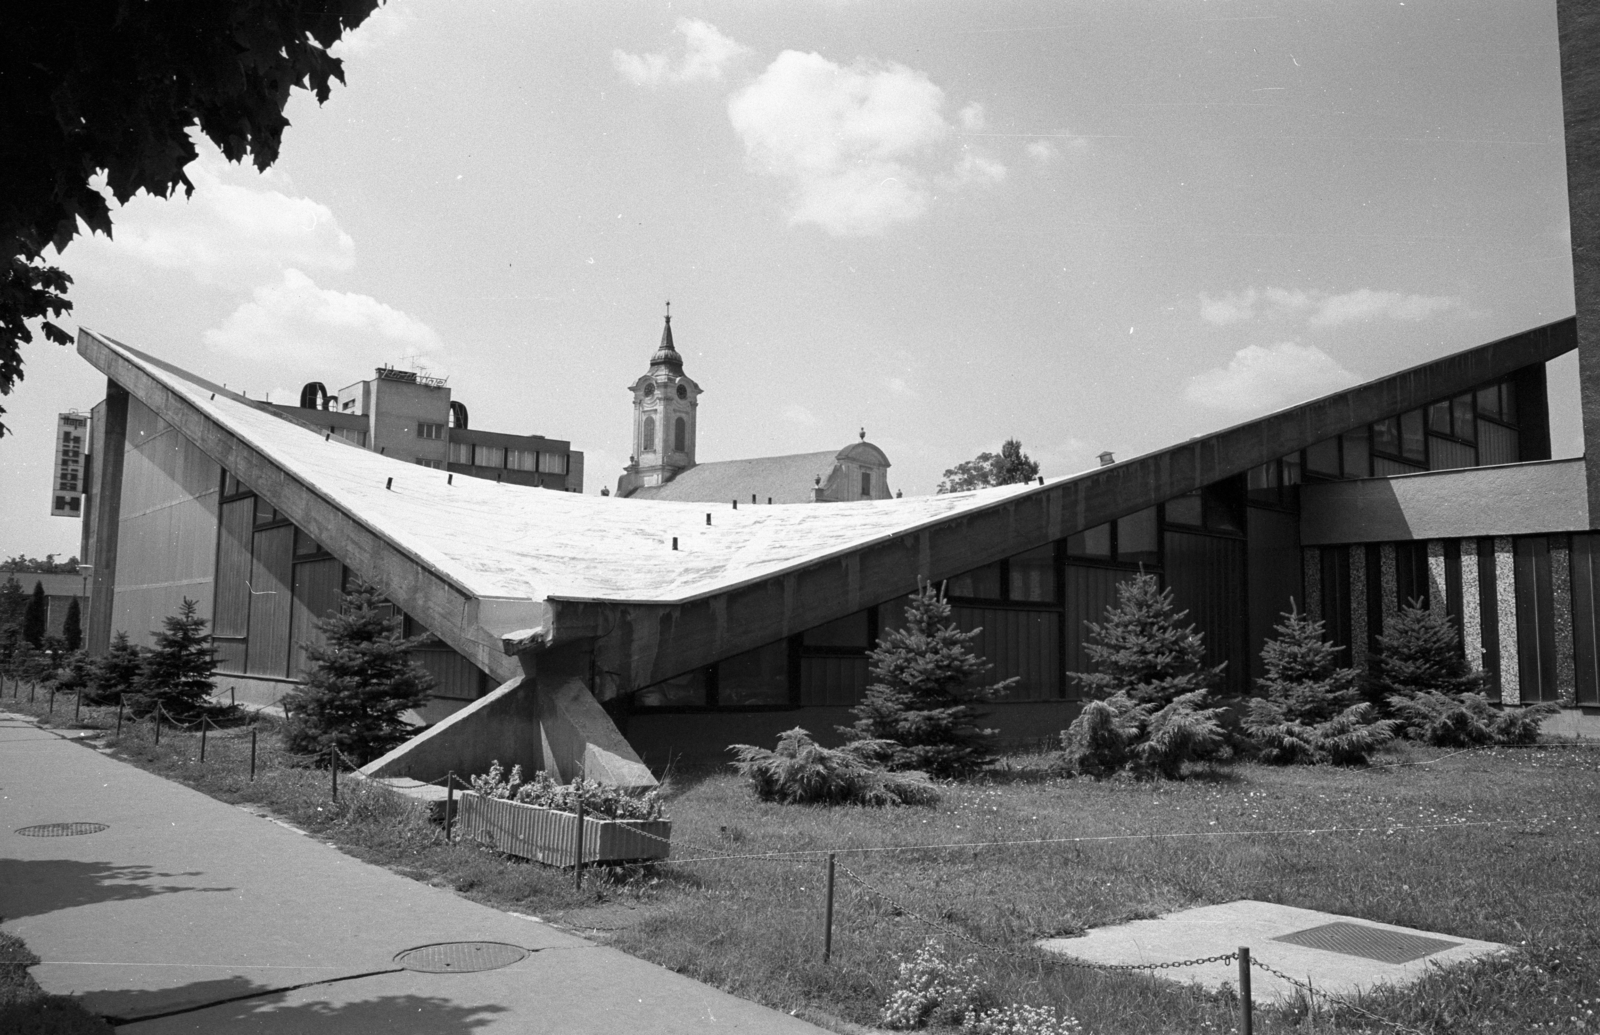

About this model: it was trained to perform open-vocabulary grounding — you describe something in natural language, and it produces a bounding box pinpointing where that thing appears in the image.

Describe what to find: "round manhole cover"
[16,822,107,837]
[394,942,529,973]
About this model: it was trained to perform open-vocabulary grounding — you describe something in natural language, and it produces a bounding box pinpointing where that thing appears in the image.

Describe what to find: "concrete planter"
[456,791,670,865]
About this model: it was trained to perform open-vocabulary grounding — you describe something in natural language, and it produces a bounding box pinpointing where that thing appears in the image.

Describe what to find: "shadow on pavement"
[95,975,509,1032]
[0,859,233,921]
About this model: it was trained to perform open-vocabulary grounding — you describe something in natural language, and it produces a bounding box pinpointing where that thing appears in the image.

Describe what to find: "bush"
[132,598,218,721]
[841,585,1013,778]
[729,727,939,806]
[1059,574,1227,778]
[1376,601,1557,746]
[1245,608,1396,765]
[84,631,144,704]
[469,761,667,820]
[281,579,434,765]
[879,940,987,1030]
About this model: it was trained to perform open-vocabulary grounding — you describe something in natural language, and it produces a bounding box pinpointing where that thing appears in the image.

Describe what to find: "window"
[718,640,791,706]
[1306,438,1340,477]
[1008,544,1056,603]
[340,398,355,412]
[474,445,504,468]
[416,422,444,440]
[414,458,443,470]
[335,427,367,447]
[1451,394,1476,442]
[254,495,282,527]
[449,440,472,464]
[1476,384,1501,420]
[294,528,323,556]
[1371,417,1400,457]
[1341,427,1369,478]
[1163,481,1244,535]
[1117,507,1160,565]
[674,417,686,452]
[1164,493,1202,528]
[539,452,567,475]
[506,448,537,471]
[634,669,708,708]
[1400,409,1426,460]
[642,415,655,452]
[947,562,1003,599]
[860,471,872,497]
[1066,523,1114,556]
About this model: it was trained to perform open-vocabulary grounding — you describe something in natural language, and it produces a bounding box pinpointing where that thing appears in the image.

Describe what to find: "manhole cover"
[393,942,529,973]
[16,822,108,837]
[1273,922,1460,964]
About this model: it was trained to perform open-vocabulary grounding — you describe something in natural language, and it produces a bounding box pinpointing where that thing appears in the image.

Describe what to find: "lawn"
[5,688,1598,1034]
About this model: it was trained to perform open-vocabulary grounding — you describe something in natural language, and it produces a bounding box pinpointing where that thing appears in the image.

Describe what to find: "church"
[614,311,894,505]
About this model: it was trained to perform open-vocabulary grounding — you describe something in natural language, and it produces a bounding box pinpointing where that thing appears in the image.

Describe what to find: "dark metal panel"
[290,556,343,679]
[1395,542,1430,610]
[213,498,253,639]
[1445,540,1465,645]
[800,656,868,707]
[1572,533,1600,706]
[245,525,293,677]
[1515,537,1560,703]
[1320,547,1352,659]
[1164,532,1249,695]
[952,606,1061,702]
[1247,506,1303,682]
[1064,565,1137,698]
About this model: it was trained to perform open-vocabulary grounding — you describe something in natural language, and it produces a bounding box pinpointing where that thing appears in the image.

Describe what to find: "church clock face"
[676,384,688,400]
[643,382,655,398]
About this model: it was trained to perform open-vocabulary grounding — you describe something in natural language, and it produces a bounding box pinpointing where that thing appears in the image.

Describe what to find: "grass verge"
[5,688,1599,1034]
[0,930,111,1034]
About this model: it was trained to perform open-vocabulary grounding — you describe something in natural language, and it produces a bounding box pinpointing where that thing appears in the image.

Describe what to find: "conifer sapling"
[133,598,218,721]
[88,631,145,704]
[282,579,435,765]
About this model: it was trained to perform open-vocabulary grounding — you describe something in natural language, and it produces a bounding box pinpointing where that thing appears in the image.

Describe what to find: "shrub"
[729,727,940,806]
[879,940,987,1030]
[1376,601,1557,746]
[469,761,667,820]
[1245,608,1397,765]
[962,1004,1084,1035]
[84,631,144,704]
[281,579,434,765]
[841,585,1014,778]
[22,580,46,647]
[1059,574,1227,778]
[62,597,82,651]
[131,598,218,721]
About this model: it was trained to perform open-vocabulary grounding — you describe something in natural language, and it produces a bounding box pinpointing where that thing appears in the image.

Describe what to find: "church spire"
[650,300,683,371]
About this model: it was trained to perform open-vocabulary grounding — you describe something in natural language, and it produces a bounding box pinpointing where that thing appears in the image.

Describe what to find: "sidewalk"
[0,711,827,1033]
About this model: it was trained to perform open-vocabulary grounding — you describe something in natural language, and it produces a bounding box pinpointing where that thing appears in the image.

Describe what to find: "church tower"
[617,307,702,496]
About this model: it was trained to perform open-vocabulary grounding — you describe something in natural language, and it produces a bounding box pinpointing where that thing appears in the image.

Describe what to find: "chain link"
[1248,955,1430,1035]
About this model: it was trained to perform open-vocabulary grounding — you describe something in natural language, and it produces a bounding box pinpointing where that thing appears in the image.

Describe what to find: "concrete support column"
[1460,538,1485,672]
[1558,0,1600,516]
[1552,537,1578,706]
[1350,546,1369,669]
[1302,548,1322,622]
[1379,543,1399,626]
[85,380,128,656]
[1426,541,1448,617]
[1493,537,1521,705]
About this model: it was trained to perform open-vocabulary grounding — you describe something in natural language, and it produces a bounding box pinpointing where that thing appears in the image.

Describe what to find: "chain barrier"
[1247,955,1430,1035]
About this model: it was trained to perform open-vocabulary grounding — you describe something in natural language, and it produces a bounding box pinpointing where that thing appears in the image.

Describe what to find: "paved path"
[0,712,825,1033]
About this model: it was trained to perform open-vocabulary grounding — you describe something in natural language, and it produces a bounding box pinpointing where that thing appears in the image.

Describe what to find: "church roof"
[628,450,844,504]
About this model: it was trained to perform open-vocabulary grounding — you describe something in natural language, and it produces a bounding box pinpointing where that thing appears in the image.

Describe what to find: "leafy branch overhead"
[0,1,383,434]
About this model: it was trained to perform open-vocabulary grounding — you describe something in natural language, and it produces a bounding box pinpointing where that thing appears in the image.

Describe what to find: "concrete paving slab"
[1036,899,1506,1003]
[0,712,826,1032]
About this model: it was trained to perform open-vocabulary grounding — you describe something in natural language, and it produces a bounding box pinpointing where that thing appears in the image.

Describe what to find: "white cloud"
[1184,342,1359,414]
[1026,140,1058,164]
[80,149,354,288]
[1199,286,1461,328]
[958,103,987,131]
[782,404,819,426]
[727,50,1005,235]
[329,3,416,60]
[613,19,749,87]
[204,269,444,372]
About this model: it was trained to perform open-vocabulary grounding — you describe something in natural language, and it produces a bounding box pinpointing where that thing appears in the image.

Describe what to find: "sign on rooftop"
[52,412,88,518]
[377,366,448,388]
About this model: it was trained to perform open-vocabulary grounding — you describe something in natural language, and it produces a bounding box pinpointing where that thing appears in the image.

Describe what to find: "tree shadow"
[0,859,232,921]
[91,974,509,1031]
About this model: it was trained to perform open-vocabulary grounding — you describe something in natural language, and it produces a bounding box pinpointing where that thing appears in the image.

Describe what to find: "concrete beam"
[77,330,519,685]
[576,321,1576,691]
[1560,0,1600,515]
[84,381,127,656]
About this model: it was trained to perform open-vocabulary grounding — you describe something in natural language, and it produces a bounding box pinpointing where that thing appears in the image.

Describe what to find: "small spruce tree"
[23,580,46,646]
[62,597,82,651]
[133,598,218,721]
[841,585,1014,778]
[87,631,145,704]
[1059,573,1228,779]
[0,575,26,630]
[1245,607,1396,765]
[281,579,436,765]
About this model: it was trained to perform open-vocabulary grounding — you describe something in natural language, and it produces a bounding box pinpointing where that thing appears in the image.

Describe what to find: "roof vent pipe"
[1098,451,1115,467]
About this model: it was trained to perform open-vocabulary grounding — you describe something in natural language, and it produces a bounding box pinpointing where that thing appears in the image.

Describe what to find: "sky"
[0,0,1578,560]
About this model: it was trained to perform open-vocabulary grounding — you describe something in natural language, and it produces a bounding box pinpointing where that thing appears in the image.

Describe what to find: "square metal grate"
[1272,922,1461,964]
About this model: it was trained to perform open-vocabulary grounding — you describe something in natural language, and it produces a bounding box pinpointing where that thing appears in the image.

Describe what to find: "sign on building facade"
[52,412,88,518]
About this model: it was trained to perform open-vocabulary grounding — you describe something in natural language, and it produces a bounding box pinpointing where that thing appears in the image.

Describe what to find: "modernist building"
[616,314,894,504]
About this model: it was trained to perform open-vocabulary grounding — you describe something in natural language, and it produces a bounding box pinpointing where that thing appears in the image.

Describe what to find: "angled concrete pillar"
[1559,1,1600,514]
[85,381,128,656]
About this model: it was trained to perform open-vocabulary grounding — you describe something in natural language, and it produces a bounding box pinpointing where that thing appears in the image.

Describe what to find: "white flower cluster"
[961,1003,1084,1035]
[878,941,984,1030]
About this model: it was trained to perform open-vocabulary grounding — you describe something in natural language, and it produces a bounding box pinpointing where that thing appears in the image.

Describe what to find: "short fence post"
[29,681,36,703]
[74,690,82,722]
[445,772,456,842]
[573,799,585,891]
[115,700,123,737]
[48,688,55,714]
[200,722,207,762]
[230,687,236,707]
[249,727,257,780]
[823,852,837,963]
[330,743,338,802]
[1238,946,1252,1035]
[154,709,161,745]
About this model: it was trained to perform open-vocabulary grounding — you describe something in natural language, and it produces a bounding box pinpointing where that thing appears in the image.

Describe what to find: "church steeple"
[617,305,702,496]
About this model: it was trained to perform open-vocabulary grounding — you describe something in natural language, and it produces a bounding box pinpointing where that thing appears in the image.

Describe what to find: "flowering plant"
[469,761,667,821]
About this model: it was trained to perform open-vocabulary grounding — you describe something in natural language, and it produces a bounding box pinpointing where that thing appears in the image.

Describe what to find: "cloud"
[329,3,416,59]
[613,19,749,87]
[1199,287,1461,328]
[1184,342,1359,414]
[727,50,1005,235]
[1026,140,1058,164]
[204,269,444,372]
[781,404,819,426]
[79,149,354,288]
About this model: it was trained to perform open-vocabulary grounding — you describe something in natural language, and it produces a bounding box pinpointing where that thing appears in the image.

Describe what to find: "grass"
[0,930,111,1034]
[6,684,1600,1034]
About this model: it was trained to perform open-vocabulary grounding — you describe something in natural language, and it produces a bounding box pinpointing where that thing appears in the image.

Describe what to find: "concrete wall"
[110,398,221,646]
[369,376,450,467]
[1300,459,1591,545]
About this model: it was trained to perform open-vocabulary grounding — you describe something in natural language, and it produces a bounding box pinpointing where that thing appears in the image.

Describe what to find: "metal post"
[823,853,837,963]
[330,743,338,802]
[445,771,456,842]
[200,722,207,762]
[49,688,55,714]
[1238,946,1252,1035]
[230,687,236,707]
[74,690,81,722]
[573,799,585,890]
[154,709,161,745]
[249,727,257,780]
[116,700,123,737]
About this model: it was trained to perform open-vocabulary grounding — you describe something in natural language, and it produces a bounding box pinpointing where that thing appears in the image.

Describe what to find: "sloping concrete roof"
[628,450,842,503]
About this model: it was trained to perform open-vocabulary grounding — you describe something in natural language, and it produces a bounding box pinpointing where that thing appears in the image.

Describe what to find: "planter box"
[456,791,671,865]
